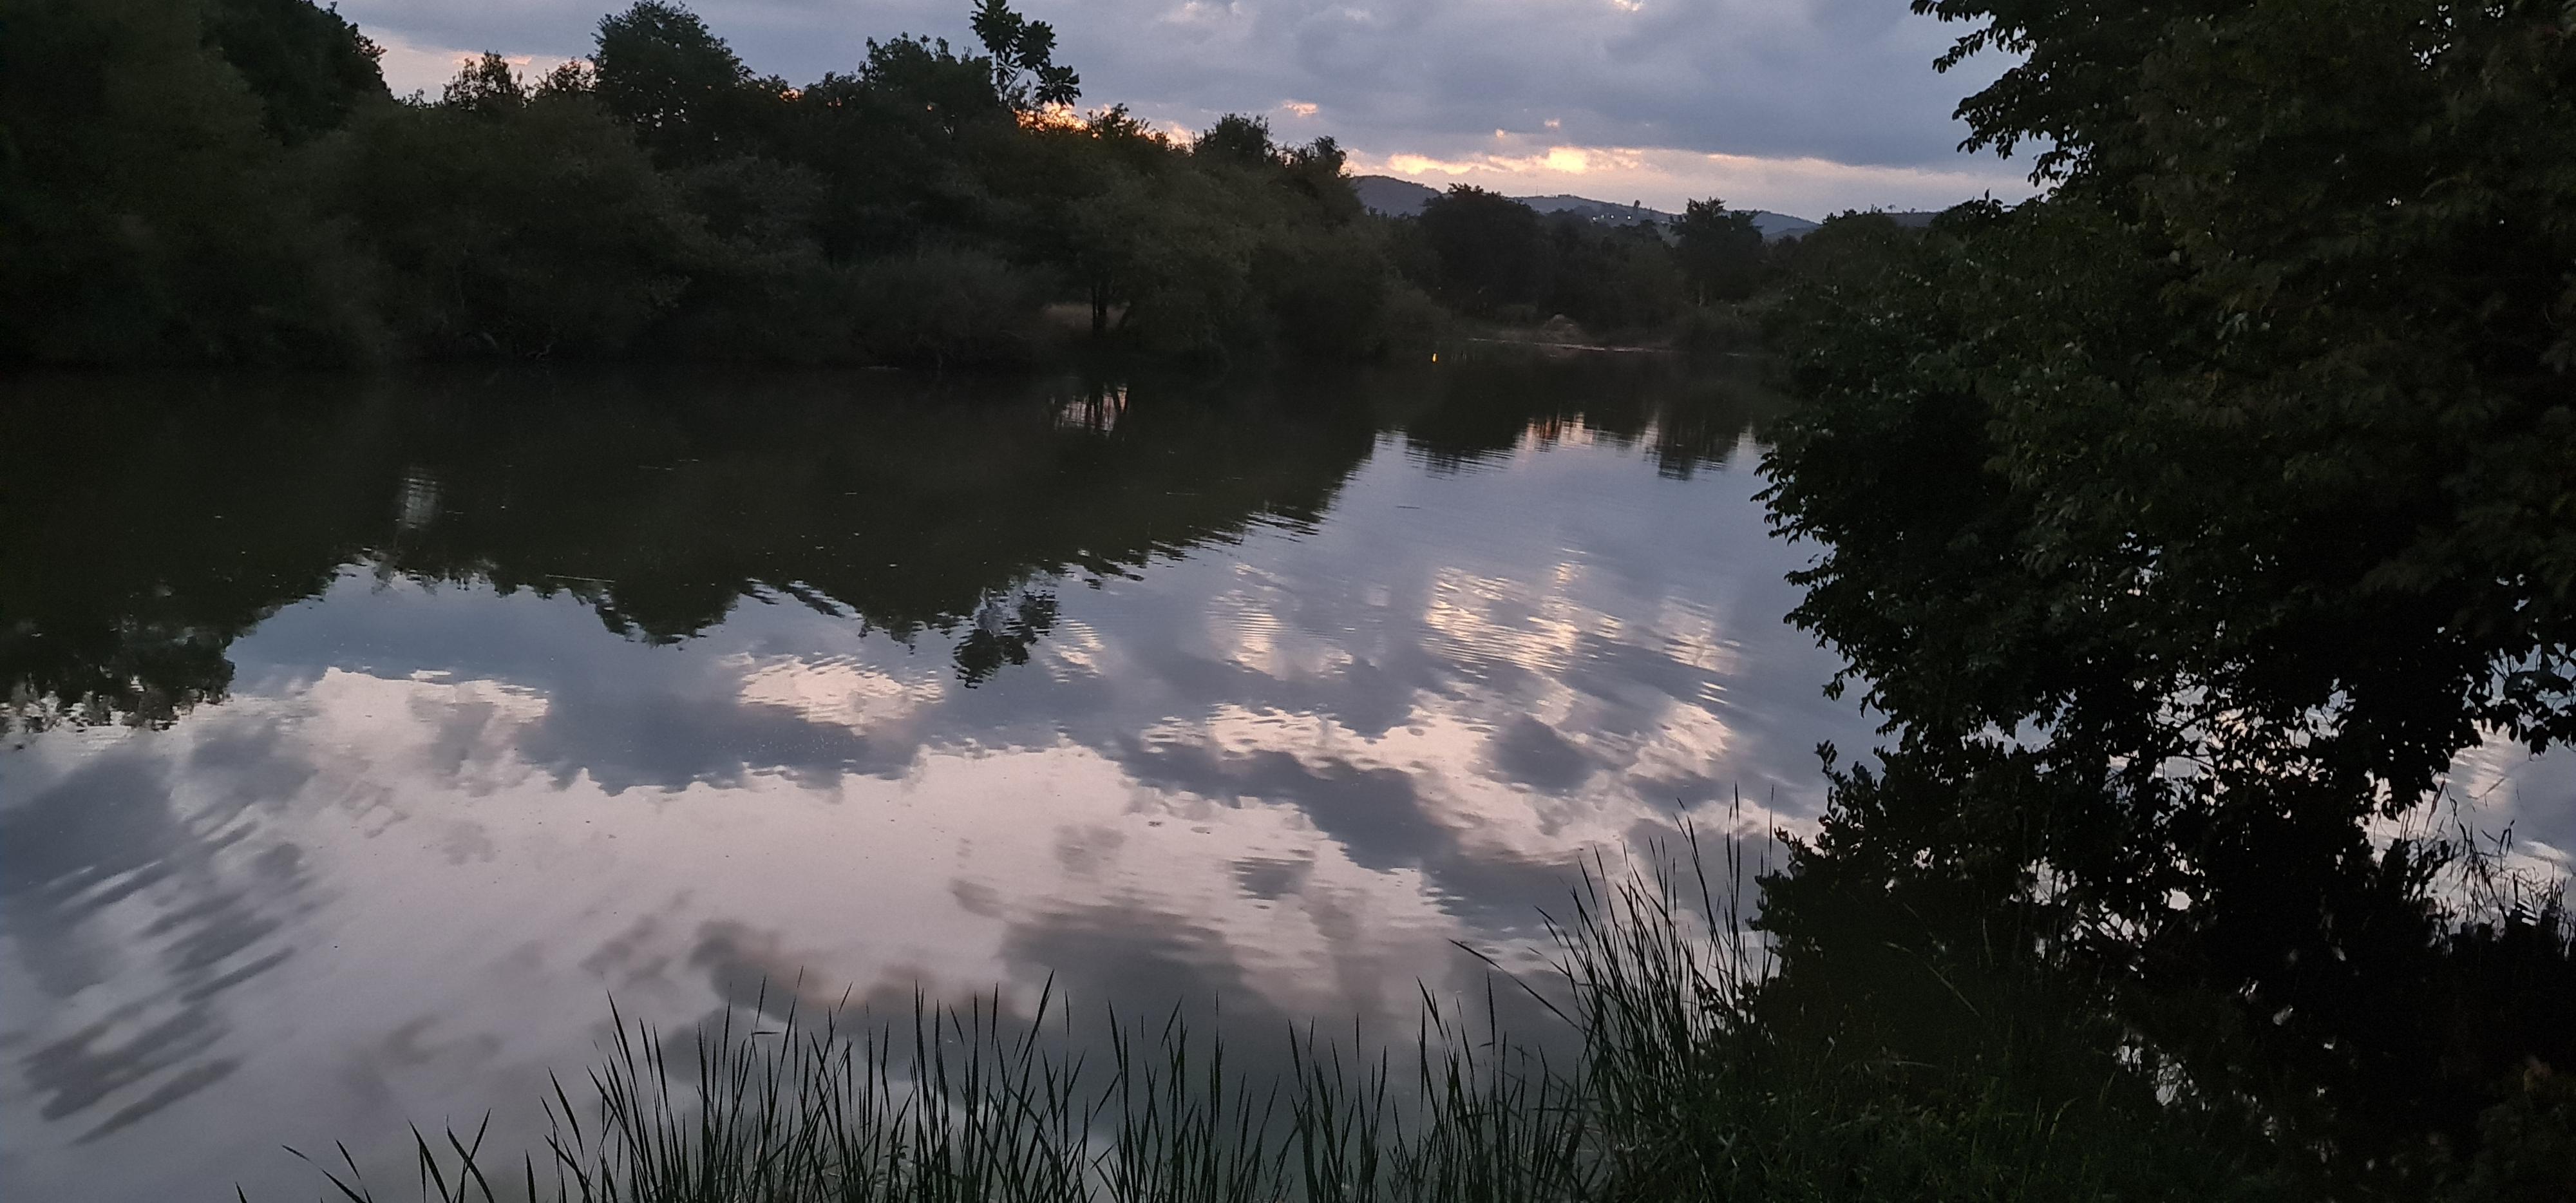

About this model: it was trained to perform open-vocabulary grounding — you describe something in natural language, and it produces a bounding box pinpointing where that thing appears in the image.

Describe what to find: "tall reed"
[280,826,2302,1202]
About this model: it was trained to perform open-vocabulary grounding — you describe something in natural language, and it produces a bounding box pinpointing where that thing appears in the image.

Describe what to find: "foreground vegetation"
[1752,0,2576,1197]
[297,833,2564,1203]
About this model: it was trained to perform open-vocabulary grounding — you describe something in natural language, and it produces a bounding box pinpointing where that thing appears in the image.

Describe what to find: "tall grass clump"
[287,829,2322,1203]
[285,978,1590,1203]
[1546,833,2290,1202]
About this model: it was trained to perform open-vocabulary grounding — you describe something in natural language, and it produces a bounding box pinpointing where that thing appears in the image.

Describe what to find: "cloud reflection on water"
[1,361,1868,1200]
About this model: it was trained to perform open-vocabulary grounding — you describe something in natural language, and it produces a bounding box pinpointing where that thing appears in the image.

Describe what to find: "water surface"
[4,361,2561,1200]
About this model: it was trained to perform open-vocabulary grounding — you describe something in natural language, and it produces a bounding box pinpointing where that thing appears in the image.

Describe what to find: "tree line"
[0,0,1799,368]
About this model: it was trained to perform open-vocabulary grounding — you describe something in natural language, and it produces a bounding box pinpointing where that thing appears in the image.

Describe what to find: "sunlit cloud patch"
[1357,138,2037,217]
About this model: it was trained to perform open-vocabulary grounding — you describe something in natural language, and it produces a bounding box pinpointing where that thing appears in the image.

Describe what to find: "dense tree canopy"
[589,0,762,164]
[0,0,1797,368]
[1403,184,1704,334]
[198,0,385,143]
[0,1,1413,365]
[1672,198,1763,303]
[0,0,1806,368]
[1760,0,2576,1189]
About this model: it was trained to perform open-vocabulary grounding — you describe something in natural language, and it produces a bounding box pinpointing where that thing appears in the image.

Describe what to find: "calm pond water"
[3,359,2565,1200]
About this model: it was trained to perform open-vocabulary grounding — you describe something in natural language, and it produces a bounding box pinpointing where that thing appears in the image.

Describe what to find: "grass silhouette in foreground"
[274,828,2326,1203]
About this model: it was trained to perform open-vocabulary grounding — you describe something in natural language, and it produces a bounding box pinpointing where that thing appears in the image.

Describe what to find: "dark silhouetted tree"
[337,53,697,356]
[1193,113,1278,169]
[1414,185,1546,316]
[0,0,379,362]
[591,1,753,162]
[440,51,527,116]
[969,0,1079,109]
[1762,0,2576,1187]
[200,0,388,142]
[1672,198,1763,303]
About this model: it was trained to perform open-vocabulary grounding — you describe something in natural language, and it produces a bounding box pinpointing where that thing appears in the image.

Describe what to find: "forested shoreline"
[1,0,1833,368]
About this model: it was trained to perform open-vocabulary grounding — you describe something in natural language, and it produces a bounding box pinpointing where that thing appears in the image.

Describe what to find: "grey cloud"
[1115,740,1451,872]
[1,728,310,1144]
[1231,853,1313,900]
[342,0,2018,171]
[1098,734,1594,935]
[513,677,906,791]
[1487,714,1599,795]
[188,394,1856,909]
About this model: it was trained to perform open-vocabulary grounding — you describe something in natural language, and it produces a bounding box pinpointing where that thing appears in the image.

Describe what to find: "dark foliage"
[198,0,385,143]
[0,0,1470,367]
[1759,0,2576,1192]
[1398,184,1721,338]
[2,0,1819,367]
[1672,198,1763,304]
[1,358,1763,732]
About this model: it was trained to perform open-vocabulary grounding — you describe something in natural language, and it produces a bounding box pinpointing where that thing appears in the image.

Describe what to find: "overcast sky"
[349,0,2038,218]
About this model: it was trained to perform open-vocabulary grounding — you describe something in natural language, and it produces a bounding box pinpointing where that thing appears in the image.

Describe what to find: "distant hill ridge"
[1350,174,1938,242]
